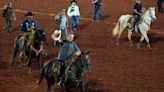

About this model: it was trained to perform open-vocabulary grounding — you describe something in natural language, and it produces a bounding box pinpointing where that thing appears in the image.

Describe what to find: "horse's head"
[148,7,156,21]
[78,51,91,72]
[36,29,47,44]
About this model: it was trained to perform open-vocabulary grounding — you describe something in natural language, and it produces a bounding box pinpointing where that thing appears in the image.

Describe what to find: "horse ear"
[86,51,89,54]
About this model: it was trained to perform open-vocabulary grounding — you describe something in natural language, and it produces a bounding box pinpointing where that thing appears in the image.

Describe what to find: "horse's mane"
[141,8,148,19]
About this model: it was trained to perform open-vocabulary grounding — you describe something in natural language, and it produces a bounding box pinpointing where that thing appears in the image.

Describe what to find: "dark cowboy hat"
[71,0,77,3]
[25,11,34,16]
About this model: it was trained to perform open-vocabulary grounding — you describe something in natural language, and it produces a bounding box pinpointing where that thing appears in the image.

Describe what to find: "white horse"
[112,7,156,50]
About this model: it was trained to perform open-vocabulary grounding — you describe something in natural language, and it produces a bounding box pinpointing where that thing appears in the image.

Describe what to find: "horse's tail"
[112,19,120,36]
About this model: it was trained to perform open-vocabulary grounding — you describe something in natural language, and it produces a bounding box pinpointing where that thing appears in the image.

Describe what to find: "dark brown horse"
[37,52,91,92]
[11,29,47,73]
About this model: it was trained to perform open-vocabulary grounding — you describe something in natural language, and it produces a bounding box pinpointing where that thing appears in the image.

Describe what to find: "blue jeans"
[61,27,68,40]
[157,1,163,13]
[93,6,103,21]
[70,16,79,32]
[58,60,65,77]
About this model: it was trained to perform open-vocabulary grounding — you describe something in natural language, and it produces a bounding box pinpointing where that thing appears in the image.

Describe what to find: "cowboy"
[21,12,38,33]
[60,9,69,40]
[92,0,103,22]
[20,12,38,45]
[55,9,68,40]
[157,0,163,14]
[56,32,81,86]
[130,0,143,29]
[67,0,80,32]
[2,3,16,32]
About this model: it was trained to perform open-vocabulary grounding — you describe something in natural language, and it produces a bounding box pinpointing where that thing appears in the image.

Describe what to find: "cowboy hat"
[51,30,62,41]
[25,11,34,16]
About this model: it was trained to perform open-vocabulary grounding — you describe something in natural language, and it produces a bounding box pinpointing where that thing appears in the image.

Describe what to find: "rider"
[131,0,143,29]
[57,32,81,86]
[2,3,16,32]
[20,12,38,46]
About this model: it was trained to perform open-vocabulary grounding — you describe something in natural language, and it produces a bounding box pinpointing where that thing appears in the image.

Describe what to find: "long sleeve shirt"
[67,5,80,17]
[21,19,38,32]
[57,40,80,61]
[60,14,68,29]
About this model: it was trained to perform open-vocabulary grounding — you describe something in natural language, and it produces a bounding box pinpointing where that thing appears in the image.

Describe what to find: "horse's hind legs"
[128,31,134,46]
[78,81,84,92]
[116,31,123,46]
[47,80,53,92]
[11,49,18,65]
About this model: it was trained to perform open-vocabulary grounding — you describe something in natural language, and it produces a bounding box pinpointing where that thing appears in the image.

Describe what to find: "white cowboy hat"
[51,30,61,41]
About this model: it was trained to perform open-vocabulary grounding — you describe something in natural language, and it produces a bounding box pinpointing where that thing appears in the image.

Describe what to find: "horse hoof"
[130,44,134,47]
[34,84,39,89]
[28,68,32,74]
[137,44,140,49]
[116,42,120,46]
[148,47,152,51]
[35,80,39,84]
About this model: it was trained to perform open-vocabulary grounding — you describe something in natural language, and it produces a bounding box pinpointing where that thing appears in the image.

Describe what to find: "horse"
[11,29,47,73]
[36,52,91,92]
[112,7,156,50]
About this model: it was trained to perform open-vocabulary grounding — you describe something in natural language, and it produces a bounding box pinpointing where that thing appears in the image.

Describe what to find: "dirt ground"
[0,0,164,92]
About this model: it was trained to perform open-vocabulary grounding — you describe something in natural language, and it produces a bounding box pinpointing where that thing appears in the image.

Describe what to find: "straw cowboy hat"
[51,30,61,41]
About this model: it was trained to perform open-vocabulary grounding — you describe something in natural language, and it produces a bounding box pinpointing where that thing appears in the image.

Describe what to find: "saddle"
[128,16,142,32]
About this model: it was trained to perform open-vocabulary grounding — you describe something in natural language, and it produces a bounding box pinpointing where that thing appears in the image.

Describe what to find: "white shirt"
[67,5,80,17]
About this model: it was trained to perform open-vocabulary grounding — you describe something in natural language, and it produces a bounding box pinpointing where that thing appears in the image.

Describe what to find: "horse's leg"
[140,31,151,50]
[19,52,25,67]
[116,19,128,46]
[36,67,45,85]
[36,54,42,73]
[65,87,70,92]
[128,30,133,46]
[78,81,84,92]
[47,79,53,92]
[137,35,145,48]
[11,48,18,65]
[34,68,45,89]
[117,30,123,46]
[28,57,32,73]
